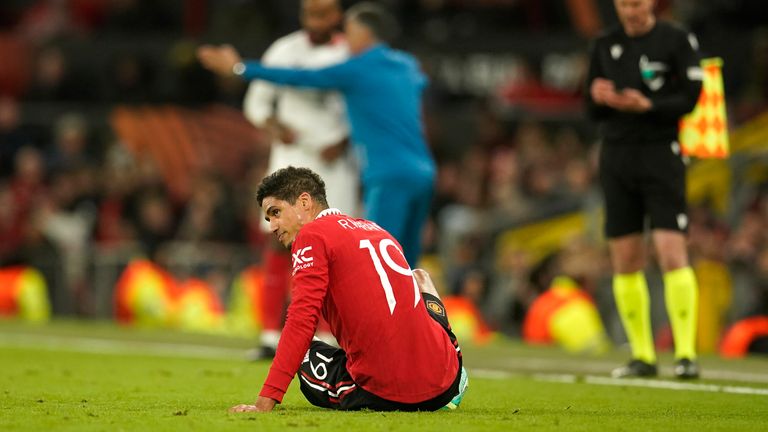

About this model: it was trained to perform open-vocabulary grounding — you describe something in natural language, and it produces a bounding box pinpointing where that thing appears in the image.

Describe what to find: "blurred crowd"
[0,95,263,314]
[1,0,768,348]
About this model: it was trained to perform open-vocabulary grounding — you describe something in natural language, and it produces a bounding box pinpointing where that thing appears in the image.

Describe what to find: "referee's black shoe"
[611,359,658,378]
[674,358,700,379]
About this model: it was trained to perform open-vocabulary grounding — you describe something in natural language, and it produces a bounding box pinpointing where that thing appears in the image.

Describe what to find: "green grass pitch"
[1,320,767,431]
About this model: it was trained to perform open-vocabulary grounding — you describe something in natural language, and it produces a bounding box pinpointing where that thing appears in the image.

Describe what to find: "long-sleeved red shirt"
[259,208,458,403]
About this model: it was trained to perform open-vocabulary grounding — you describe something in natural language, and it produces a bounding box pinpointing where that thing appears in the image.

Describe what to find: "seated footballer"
[230,166,468,412]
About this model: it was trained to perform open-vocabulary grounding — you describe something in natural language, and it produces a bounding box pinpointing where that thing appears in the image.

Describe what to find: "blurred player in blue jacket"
[199,2,436,267]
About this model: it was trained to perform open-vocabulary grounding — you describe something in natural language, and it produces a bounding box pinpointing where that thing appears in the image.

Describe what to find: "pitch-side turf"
[1,320,767,431]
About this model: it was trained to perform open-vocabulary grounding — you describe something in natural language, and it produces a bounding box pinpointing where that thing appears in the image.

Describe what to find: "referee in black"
[586,0,703,379]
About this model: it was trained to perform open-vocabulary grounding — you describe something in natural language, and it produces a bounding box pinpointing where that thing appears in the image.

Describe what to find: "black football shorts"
[297,293,462,411]
[598,141,688,238]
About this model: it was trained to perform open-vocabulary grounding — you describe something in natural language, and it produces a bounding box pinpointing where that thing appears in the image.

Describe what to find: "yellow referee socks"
[613,272,656,364]
[663,267,699,360]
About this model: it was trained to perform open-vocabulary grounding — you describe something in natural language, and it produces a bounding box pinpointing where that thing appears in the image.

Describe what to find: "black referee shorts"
[297,293,462,411]
[599,141,688,238]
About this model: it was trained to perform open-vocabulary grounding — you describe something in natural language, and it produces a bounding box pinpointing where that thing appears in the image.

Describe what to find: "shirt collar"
[316,208,342,219]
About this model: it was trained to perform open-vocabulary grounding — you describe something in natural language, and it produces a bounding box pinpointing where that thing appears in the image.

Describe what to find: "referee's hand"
[590,78,616,104]
[604,89,652,113]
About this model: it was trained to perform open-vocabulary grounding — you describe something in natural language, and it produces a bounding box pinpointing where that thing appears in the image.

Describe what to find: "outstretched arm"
[197,44,356,91]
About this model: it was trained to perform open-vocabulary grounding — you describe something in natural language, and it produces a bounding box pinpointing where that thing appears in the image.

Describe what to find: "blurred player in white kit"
[243,0,358,359]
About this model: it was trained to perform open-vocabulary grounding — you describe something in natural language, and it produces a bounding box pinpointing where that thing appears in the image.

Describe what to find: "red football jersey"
[259,209,459,403]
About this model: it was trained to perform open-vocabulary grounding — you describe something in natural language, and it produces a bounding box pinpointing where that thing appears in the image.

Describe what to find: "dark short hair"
[346,2,399,42]
[256,166,329,208]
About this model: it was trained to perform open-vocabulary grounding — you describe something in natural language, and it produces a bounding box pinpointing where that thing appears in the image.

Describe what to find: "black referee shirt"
[586,21,703,145]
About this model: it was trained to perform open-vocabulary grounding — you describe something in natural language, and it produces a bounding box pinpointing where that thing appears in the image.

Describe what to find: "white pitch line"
[478,357,768,384]
[0,332,246,360]
[584,376,768,396]
[3,333,768,397]
[470,368,768,397]
[468,369,515,380]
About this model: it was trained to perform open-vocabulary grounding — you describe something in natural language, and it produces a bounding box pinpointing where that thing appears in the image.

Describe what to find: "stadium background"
[0,0,767,356]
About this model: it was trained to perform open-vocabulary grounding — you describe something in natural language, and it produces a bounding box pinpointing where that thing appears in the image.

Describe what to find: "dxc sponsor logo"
[292,246,314,269]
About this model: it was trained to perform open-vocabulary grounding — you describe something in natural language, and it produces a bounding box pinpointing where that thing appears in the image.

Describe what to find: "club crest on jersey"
[292,246,314,273]
[687,33,699,51]
[639,55,668,91]
[426,300,445,317]
[610,44,623,60]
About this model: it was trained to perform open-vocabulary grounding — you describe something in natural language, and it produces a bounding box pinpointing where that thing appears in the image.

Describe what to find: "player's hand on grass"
[197,44,243,77]
[229,396,277,413]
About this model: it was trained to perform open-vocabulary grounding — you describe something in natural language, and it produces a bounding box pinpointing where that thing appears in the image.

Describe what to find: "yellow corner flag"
[679,58,729,158]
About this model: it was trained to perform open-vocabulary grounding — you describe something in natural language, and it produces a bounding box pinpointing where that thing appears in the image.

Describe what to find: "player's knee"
[609,238,646,273]
[299,381,334,409]
[657,254,689,272]
[653,231,689,271]
[413,269,440,298]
